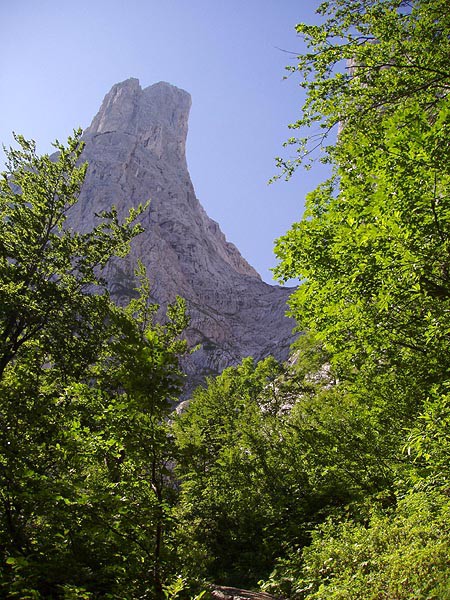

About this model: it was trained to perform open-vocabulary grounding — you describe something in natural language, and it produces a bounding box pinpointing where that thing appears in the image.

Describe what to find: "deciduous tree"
[0,132,188,598]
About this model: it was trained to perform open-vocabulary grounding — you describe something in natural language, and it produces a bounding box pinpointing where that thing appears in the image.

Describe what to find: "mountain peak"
[69,79,295,391]
[86,78,191,166]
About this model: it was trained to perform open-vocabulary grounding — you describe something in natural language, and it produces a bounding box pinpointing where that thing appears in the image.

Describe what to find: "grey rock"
[210,586,280,600]
[68,78,296,391]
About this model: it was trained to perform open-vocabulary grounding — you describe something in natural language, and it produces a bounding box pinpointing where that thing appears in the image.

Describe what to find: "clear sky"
[0,0,329,283]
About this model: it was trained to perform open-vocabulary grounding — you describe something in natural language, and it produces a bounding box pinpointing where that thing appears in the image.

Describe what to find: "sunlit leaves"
[267,2,450,596]
[275,0,450,176]
[0,133,188,598]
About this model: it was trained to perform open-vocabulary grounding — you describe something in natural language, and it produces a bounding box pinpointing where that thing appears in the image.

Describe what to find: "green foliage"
[264,490,450,599]
[0,132,188,598]
[273,2,450,486]
[405,385,450,490]
[276,99,450,387]
[173,349,405,589]
[274,0,450,177]
[0,131,145,380]
[174,357,295,587]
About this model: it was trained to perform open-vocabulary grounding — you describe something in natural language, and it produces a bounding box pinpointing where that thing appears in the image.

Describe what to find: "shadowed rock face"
[68,78,295,390]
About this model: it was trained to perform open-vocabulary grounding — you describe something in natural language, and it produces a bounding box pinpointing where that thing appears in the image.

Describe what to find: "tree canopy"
[275,0,450,176]
[266,0,450,595]
[0,132,189,598]
[272,0,450,424]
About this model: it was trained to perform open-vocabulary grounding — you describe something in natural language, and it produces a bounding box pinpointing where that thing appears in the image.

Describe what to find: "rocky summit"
[68,78,296,390]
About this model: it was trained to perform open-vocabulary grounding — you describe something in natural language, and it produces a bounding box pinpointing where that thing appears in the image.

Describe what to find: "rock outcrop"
[211,586,279,600]
[68,78,295,390]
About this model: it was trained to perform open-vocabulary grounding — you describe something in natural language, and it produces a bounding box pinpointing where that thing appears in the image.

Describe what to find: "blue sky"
[0,0,329,283]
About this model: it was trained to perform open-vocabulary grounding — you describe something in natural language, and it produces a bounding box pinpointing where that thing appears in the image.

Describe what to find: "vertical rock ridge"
[68,78,296,391]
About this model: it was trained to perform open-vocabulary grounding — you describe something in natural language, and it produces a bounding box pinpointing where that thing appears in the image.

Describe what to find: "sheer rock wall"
[68,78,296,390]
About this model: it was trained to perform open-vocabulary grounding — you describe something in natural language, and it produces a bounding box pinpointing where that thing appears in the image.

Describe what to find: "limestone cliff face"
[68,78,295,387]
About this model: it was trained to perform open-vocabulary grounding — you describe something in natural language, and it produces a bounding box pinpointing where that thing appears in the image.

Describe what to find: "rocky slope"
[68,78,296,389]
